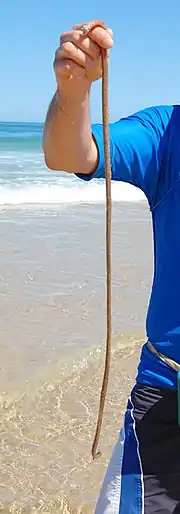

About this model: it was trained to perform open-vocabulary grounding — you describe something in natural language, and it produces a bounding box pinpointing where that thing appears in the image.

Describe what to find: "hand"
[53,21,113,101]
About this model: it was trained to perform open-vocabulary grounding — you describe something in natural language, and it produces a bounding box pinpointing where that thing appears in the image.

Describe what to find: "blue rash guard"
[76,105,180,390]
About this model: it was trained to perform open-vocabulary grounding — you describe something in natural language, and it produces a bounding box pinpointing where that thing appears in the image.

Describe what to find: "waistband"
[147,341,180,372]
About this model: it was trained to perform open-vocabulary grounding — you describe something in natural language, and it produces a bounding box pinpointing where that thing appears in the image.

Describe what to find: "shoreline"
[0,198,147,210]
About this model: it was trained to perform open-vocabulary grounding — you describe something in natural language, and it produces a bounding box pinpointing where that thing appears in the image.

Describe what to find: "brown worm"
[80,21,112,460]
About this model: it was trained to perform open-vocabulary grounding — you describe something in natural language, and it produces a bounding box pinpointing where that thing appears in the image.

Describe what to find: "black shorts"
[95,383,180,513]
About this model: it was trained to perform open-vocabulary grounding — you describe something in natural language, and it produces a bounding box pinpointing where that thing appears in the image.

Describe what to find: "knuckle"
[61,41,74,55]
[53,58,58,72]
[60,30,79,45]
[60,32,67,44]
[54,47,61,61]
[72,30,79,41]
[72,23,80,30]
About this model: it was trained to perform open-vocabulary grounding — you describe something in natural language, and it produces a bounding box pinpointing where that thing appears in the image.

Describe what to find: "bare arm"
[43,90,98,174]
[43,22,113,174]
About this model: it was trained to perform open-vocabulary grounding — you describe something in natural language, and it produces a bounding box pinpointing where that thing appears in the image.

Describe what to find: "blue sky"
[1,0,180,122]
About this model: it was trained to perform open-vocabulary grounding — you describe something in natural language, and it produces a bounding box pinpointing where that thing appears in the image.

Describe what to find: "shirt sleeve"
[76,105,174,208]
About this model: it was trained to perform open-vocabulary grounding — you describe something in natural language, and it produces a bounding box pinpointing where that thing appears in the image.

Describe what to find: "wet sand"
[0,201,152,512]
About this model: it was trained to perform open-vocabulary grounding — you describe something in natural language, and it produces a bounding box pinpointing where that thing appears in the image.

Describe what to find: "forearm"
[43,90,98,174]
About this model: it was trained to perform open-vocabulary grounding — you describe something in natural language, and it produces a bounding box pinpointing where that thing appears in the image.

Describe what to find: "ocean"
[0,121,151,512]
[0,121,145,205]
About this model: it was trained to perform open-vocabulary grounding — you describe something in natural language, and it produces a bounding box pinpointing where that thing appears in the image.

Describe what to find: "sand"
[0,201,152,512]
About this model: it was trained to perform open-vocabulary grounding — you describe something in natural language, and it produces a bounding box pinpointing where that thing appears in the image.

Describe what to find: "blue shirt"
[76,105,180,389]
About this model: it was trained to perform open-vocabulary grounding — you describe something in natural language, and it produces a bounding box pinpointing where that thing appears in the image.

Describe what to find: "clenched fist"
[54,21,113,100]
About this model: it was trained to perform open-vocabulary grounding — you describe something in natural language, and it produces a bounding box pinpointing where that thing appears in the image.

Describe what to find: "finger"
[54,42,94,71]
[60,30,100,60]
[86,26,113,49]
[73,22,112,35]
[73,23,113,49]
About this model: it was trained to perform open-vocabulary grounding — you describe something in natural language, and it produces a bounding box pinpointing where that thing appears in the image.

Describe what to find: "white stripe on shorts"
[95,394,144,514]
[95,427,125,514]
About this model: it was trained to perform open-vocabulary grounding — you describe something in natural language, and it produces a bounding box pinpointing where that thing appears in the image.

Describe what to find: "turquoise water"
[0,121,144,205]
[0,121,43,152]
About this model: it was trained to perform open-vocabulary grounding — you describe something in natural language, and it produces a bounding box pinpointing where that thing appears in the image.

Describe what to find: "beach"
[0,122,153,512]
[0,201,153,513]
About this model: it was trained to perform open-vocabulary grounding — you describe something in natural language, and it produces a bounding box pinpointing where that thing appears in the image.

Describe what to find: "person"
[43,21,180,514]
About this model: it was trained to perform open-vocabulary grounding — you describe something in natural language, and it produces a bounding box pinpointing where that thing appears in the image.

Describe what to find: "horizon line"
[0,120,44,125]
